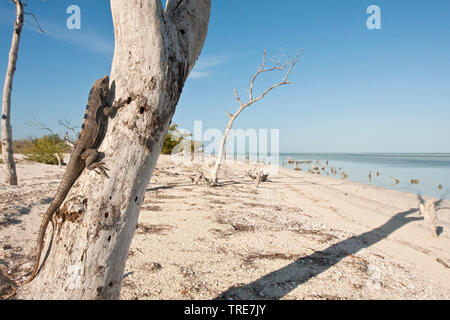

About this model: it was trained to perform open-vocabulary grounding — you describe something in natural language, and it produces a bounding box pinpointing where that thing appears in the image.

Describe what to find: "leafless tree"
[210,49,301,184]
[1,0,44,185]
[1,0,24,186]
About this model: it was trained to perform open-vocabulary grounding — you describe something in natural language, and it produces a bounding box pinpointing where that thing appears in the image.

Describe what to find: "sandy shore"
[1,154,449,299]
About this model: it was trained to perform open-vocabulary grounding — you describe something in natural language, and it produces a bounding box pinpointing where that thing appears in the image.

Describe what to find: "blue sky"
[0,0,449,153]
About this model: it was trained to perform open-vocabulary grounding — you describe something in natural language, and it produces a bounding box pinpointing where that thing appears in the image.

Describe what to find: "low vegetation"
[24,134,68,165]
[0,139,32,155]
[162,123,202,155]
[162,124,184,155]
[2,123,199,166]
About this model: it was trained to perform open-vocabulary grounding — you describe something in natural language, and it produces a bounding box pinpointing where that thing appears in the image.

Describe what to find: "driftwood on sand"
[419,200,438,238]
[245,168,269,188]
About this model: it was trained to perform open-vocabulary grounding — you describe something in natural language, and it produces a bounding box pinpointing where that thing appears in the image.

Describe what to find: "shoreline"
[220,155,449,203]
[1,154,449,299]
[279,154,450,201]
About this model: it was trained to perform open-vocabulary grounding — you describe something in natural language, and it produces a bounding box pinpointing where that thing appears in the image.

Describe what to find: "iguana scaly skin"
[27,76,113,284]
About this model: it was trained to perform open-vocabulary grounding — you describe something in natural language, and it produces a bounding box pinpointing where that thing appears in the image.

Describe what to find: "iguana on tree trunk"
[27,76,113,284]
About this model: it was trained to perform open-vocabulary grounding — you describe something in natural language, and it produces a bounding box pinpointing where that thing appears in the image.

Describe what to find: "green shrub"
[25,134,68,165]
[161,124,203,155]
[189,139,203,153]
[161,124,185,155]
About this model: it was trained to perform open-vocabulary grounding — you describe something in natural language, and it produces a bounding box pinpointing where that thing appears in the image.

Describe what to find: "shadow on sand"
[146,180,240,192]
[216,206,424,300]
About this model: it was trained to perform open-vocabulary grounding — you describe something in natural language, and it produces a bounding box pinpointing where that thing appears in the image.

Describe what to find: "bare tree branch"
[245,51,301,108]
[27,119,54,135]
[249,49,267,101]
[210,49,301,184]
[233,88,244,107]
[24,12,45,34]
[58,119,79,142]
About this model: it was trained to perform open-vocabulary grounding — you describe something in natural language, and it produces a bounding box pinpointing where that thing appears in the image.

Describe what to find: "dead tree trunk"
[17,0,210,300]
[53,153,62,167]
[419,200,438,238]
[1,0,24,186]
[210,50,300,184]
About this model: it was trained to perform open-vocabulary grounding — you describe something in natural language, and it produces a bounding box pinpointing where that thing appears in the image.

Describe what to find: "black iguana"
[27,76,113,284]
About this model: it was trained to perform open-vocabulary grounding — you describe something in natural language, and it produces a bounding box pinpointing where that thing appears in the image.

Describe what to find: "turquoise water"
[279,153,450,200]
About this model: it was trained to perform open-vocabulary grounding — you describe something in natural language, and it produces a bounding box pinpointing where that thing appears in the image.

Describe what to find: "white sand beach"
[1,154,449,299]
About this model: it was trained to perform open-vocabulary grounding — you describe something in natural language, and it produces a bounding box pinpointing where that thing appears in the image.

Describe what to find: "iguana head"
[86,76,110,111]
[95,76,110,97]
[83,76,111,127]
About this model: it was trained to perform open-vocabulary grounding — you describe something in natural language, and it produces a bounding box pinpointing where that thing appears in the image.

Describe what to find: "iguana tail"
[27,164,83,284]
[2,195,63,298]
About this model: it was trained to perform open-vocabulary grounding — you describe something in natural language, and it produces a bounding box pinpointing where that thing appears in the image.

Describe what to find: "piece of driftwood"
[246,168,269,183]
[245,168,269,188]
[390,177,400,186]
[191,170,216,187]
[419,200,438,238]
[254,171,263,188]
[53,153,62,167]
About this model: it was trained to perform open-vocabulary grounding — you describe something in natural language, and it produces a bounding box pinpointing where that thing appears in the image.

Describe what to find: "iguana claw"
[94,162,109,178]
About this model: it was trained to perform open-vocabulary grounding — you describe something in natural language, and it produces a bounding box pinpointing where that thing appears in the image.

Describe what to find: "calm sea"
[279,153,450,200]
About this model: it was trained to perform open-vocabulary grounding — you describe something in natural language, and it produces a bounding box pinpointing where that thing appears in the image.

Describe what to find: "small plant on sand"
[161,123,202,155]
[162,124,184,155]
[25,134,68,165]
